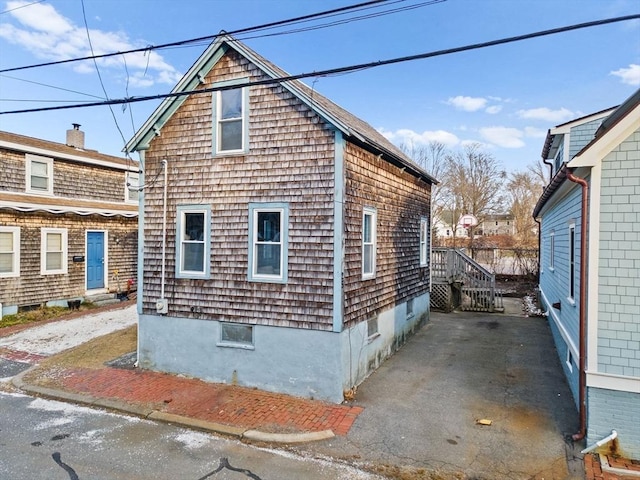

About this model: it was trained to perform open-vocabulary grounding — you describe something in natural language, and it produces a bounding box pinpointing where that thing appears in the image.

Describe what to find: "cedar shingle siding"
[0,130,138,311]
[142,49,336,329]
[128,35,434,401]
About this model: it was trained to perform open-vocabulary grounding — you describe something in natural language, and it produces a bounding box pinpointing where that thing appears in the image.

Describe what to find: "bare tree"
[442,143,506,241]
[400,141,450,244]
[507,167,545,247]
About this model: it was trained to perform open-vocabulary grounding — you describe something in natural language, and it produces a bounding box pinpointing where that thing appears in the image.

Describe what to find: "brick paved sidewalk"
[25,365,363,437]
[585,452,640,480]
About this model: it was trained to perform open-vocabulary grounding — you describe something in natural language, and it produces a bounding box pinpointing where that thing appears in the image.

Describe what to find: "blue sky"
[0,0,638,174]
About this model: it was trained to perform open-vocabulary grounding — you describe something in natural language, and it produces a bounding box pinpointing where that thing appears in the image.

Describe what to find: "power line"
[0,73,106,99]
[0,0,45,15]
[2,14,638,116]
[0,0,394,74]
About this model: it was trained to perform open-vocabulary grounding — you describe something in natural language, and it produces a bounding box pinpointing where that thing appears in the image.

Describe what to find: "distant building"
[0,126,138,315]
[477,214,515,237]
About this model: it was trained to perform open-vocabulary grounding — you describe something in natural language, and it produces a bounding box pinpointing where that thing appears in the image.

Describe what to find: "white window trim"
[419,217,428,267]
[217,323,255,350]
[0,226,20,278]
[212,81,249,156]
[125,172,140,203]
[40,228,68,275]
[248,203,288,283]
[175,205,211,279]
[362,206,377,279]
[26,154,54,195]
[566,348,574,373]
[568,222,576,303]
[548,231,555,272]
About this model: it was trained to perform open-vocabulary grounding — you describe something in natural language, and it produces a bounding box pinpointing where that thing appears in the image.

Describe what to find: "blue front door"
[87,232,104,289]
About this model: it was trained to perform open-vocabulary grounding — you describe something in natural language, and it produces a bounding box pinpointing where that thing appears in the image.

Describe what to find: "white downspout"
[581,430,617,454]
[161,159,167,300]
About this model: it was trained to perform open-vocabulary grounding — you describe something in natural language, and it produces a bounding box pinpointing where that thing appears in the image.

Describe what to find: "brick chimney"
[66,123,85,149]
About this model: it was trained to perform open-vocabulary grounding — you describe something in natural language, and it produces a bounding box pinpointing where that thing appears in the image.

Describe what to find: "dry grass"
[368,464,468,480]
[0,303,98,329]
[33,325,137,371]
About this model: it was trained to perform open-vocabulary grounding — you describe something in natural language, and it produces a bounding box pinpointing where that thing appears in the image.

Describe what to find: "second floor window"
[126,172,140,203]
[214,86,248,154]
[26,154,53,195]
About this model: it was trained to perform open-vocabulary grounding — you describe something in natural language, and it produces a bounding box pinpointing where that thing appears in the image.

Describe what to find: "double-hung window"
[549,231,555,271]
[125,172,140,203]
[419,217,429,267]
[569,224,575,301]
[213,83,248,154]
[176,205,211,279]
[0,227,20,277]
[26,154,53,195]
[362,207,377,279]
[248,203,288,283]
[41,228,67,275]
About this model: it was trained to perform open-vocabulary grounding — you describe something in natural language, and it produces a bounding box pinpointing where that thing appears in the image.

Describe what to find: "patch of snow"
[0,390,29,398]
[523,294,545,317]
[34,416,74,430]
[0,304,137,355]
[172,431,215,449]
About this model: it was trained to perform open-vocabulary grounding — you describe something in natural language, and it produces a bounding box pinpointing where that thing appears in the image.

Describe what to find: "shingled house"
[125,34,436,402]
[0,127,138,315]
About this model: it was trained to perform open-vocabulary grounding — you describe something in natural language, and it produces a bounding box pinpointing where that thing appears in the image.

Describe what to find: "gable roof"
[0,130,137,172]
[125,34,437,185]
[533,88,640,218]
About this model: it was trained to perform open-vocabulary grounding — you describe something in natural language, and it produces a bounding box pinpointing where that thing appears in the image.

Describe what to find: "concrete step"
[85,293,116,303]
[93,298,122,307]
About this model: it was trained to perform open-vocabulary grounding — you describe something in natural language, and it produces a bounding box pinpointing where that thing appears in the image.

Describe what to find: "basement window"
[218,323,254,349]
[367,317,379,341]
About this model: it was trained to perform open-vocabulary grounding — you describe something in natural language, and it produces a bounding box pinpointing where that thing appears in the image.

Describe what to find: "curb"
[11,366,335,444]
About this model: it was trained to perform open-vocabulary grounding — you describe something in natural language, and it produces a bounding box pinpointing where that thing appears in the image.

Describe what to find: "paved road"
[295,310,585,480]
[0,391,381,480]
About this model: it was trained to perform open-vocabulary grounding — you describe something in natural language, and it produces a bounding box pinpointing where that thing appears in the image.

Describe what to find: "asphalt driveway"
[298,307,584,479]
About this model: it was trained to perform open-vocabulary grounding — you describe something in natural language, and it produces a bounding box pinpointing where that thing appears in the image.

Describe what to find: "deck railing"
[431,248,503,312]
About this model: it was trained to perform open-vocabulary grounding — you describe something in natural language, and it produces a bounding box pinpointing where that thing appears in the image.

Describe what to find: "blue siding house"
[534,89,640,458]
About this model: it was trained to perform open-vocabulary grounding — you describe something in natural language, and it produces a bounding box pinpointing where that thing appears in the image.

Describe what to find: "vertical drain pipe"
[161,159,168,301]
[567,169,589,442]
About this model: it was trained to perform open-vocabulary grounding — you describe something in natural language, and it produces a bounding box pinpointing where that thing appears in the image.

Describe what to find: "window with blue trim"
[248,203,288,283]
[176,205,211,279]
[362,207,377,279]
[419,217,428,267]
[212,83,248,155]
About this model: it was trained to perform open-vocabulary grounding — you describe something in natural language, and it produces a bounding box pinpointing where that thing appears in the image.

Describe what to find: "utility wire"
[0,73,106,99]
[0,0,45,15]
[2,13,638,116]
[0,0,393,74]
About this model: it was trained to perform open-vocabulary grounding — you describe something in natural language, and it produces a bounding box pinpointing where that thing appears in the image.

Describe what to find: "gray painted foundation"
[138,292,430,402]
[587,387,640,459]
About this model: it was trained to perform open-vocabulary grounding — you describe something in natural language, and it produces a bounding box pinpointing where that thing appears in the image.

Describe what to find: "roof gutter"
[567,169,588,442]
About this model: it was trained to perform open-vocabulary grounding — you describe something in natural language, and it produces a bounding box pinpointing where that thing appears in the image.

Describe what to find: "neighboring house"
[477,213,515,237]
[533,89,640,457]
[0,126,139,316]
[124,34,436,402]
[433,210,469,239]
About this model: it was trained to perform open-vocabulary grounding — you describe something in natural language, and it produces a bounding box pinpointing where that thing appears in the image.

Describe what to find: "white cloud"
[479,127,525,148]
[485,105,502,114]
[517,107,575,123]
[378,127,460,147]
[446,96,488,112]
[524,126,547,138]
[0,1,180,87]
[610,64,640,86]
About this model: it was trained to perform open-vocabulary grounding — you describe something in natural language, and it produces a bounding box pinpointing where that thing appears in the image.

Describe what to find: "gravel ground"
[0,304,137,356]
